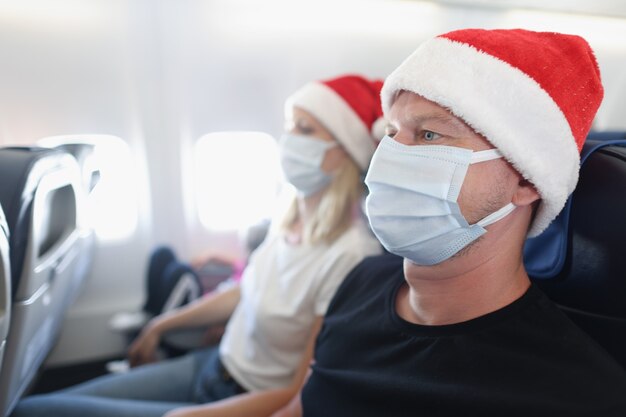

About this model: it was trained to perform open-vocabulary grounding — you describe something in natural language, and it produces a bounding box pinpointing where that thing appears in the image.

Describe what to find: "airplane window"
[38,135,140,241]
[194,132,281,231]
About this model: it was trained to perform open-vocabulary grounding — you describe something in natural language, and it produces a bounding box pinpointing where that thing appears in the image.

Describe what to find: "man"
[299,29,626,416]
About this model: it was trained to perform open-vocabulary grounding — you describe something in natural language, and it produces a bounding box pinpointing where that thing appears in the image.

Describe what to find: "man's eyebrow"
[386,111,471,133]
[410,112,463,126]
[416,112,476,135]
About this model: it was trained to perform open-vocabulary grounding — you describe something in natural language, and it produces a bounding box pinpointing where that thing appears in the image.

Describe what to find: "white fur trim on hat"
[381,37,580,237]
[286,82,376,171]
[371,116,387,144]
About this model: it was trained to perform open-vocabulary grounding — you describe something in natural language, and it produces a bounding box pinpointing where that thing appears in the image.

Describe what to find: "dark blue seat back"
[587,130,626,142]
[523,135,626,369]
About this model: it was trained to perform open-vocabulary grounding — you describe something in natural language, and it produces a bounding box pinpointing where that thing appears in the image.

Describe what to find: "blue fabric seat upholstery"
[524,135,626,369]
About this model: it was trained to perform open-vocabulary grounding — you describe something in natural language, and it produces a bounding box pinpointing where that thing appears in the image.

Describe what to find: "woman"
[11,74,384,417]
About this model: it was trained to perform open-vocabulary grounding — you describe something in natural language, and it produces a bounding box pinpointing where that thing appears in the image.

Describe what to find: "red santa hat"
[286,74,386,172]
[381,28,604,237]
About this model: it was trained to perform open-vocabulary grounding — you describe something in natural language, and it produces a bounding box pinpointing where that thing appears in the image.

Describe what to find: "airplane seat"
[158,217,271,355]
[523,136,626,370]
[106,218,271,373]
[587,130,626,142]
[0,204,11,378]
[0,147,85,417]
[37,142,100,307]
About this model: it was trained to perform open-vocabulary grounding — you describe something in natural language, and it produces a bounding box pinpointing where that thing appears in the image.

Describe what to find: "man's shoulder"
[349,252,404,282]
[327,252,404,310]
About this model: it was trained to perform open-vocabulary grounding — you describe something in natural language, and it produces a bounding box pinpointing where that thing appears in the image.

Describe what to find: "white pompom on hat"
[381,28,604,237]
[286,74,385,172]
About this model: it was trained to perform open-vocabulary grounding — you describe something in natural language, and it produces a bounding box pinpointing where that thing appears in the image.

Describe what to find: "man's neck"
[397,220,531,326]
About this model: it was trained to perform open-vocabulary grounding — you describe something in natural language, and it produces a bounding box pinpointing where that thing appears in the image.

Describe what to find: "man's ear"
[512,179,540,207]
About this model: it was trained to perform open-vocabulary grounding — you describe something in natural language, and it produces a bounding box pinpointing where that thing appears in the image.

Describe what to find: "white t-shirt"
[219,218,381,391]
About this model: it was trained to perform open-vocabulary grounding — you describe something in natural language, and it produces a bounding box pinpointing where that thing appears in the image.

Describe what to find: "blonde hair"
[279,157,363,245]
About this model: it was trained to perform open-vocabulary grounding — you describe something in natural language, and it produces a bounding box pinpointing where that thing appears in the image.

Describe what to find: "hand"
[190,253,211,270]
[190,250,237,271]
[127,320,162,367]
[270,392,302,417]
[162,408,191,417]
[162,404,214,417]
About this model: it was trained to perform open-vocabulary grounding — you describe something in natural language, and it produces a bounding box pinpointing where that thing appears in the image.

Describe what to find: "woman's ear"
[512,179,540,207]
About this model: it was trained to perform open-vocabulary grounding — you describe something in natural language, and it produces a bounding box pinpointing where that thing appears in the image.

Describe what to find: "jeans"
[11,346,244,417]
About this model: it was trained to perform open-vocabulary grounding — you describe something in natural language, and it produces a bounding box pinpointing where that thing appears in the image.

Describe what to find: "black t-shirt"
[302,254,626,417]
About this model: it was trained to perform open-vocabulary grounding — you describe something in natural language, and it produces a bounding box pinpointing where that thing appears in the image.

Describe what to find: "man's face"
[386,91,521,226]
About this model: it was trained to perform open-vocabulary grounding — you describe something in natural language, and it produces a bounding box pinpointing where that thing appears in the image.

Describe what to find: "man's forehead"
[389,91,471,130]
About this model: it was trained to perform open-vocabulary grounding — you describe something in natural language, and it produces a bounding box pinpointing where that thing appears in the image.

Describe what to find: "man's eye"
[423,131,440,141]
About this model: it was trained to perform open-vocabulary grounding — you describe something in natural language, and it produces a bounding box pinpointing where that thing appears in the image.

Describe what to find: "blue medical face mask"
[279,133,338,196]
[365,136,517,266]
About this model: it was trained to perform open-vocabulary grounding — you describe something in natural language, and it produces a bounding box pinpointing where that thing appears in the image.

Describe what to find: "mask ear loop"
[470,148,503,164]
[321,140,340,150]
[318,139,341,166]
[469,148,517,227]
[477,203,517,227]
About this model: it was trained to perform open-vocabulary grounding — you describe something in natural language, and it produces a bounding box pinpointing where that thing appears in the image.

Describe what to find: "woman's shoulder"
[331,218,382,256]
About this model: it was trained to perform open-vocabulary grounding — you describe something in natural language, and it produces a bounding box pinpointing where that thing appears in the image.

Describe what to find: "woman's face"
[286,107,349,174]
